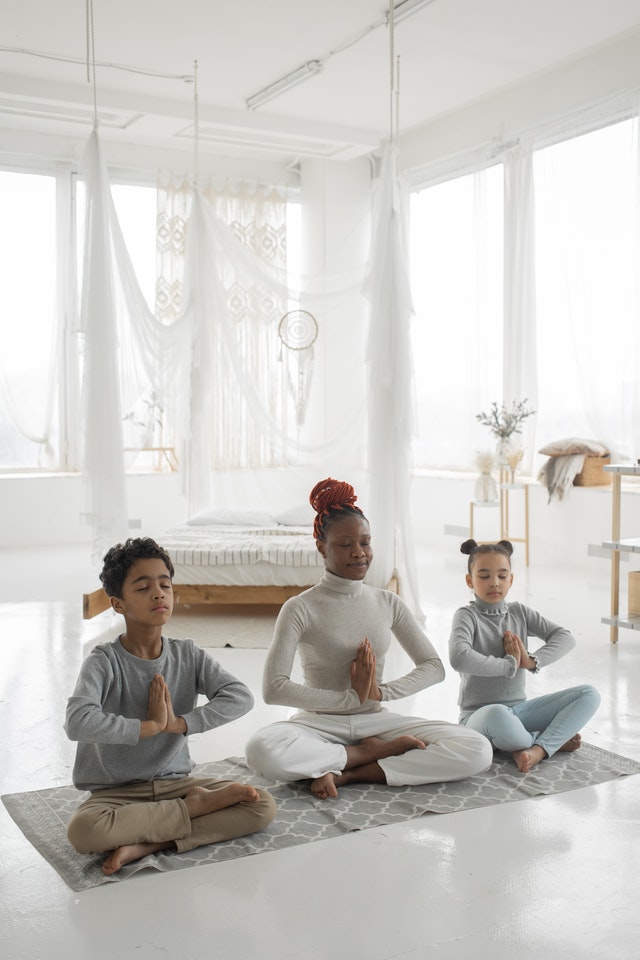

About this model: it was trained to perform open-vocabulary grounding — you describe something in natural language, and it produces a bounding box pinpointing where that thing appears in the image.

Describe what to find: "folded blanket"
[538,453,585,502]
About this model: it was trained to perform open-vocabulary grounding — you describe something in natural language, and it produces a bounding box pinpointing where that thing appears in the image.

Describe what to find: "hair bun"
[309,478,358,514]
[497,539,514,556]
[460,539,478,556]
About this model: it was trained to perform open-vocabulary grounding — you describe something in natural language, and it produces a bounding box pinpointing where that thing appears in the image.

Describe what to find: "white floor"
[1,545,640,960]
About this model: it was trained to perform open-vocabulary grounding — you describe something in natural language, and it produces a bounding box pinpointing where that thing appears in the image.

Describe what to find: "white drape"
[0,168,64,468]
[79,132,187,559]
[532,116,640,461]
[364,143,422,615]
[79,131,128,561]
[77,132,418,606]
[503,144,538,471]
[409,165,504,470]
[157,177,371,516]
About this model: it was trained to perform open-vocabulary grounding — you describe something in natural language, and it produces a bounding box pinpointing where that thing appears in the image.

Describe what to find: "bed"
[82,506,325,619]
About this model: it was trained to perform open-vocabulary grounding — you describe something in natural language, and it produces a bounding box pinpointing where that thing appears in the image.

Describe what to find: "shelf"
[469,475,529,565]
[601,615,640,632]
[604,468,640,642]
[603,538,640,553]
[604,463,640,476]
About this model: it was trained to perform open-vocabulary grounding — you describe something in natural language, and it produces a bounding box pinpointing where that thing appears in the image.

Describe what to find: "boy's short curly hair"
[99,537,175,598]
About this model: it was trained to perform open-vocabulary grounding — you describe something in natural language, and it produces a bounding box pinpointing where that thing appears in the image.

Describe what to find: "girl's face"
[316,514,372,581]
[466,551,513,603]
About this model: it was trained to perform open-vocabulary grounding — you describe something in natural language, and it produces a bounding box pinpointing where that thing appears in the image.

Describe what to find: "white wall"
[0,472,187,549]
[409,472,640,570]
[4,469,640,581]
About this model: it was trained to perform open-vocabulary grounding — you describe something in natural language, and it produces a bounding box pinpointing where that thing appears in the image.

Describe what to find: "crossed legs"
[67,776,277,875]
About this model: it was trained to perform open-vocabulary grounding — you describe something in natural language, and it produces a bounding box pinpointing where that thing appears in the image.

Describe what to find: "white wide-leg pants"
[246,709,492,786]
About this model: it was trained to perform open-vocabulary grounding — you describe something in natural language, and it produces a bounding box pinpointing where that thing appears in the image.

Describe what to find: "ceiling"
[3,0,640,169]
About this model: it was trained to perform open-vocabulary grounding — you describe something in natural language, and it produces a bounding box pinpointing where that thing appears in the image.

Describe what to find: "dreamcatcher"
[278,309,318,428]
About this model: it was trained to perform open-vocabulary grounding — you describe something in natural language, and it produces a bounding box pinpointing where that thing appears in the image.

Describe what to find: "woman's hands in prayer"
[351,638,382,703]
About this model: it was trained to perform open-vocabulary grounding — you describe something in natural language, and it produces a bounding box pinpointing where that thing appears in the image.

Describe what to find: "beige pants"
[67,776,277,855]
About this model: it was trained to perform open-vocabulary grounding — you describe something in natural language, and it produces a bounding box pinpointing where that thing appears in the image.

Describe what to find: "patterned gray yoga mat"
[3,743,639,892]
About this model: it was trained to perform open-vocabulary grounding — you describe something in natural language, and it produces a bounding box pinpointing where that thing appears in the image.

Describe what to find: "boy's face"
[111,557,174,628]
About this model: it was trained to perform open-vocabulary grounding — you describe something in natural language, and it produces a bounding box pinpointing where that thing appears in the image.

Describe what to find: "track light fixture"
[246,60,324,111]
[245,1,437,111]
[387,0,436,25]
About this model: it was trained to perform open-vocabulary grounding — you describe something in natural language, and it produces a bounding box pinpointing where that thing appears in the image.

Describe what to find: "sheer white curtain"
[409,165,504,470]
[79,132,187,559]
[365,143,421,613]
[156,175,370,517]
[533,116,640,462]
[78,136,418,603]
[157,177,290,482]
[503,143,538,471]
[0,169,63,468]
[79,132,128,560]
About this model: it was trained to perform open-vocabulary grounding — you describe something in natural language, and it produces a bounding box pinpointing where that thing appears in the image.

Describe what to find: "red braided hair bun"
[309,477,365,540]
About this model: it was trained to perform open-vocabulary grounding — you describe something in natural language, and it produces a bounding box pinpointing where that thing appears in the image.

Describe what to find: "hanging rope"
[193,60,200,184]
[85,0,98,129]
[388,1,395,143]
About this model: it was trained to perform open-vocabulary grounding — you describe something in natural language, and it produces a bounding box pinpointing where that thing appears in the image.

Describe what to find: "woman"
[246,478,492,799]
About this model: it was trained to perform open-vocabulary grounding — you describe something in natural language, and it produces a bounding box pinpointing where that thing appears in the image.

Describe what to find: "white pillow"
[538,437,609,457]
[186,508,276,526]
[275,504,313,526]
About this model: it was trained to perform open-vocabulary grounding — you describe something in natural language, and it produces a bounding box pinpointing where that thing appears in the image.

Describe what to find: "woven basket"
[573,455,611,486]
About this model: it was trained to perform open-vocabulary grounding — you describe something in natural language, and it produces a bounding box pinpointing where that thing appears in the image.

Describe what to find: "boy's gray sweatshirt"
[65,636,253,791]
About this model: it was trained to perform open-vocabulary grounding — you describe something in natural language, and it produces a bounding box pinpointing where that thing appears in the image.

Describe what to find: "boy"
[65,537,276,876]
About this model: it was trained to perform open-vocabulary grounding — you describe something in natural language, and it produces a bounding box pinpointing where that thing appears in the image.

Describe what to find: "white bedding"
[162,523,324,588]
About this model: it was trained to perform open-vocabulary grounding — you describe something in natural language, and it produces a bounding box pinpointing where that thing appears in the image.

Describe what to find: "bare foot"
[102,840,172,875]
[558,734,582,753]
[184,783,260,819]
[309,735,426,800]
[345,735,425,770]
[310,772,339,800]
[513,745,547,773]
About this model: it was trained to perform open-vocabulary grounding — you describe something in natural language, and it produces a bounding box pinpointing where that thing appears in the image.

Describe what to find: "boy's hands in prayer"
[141,674,187,736]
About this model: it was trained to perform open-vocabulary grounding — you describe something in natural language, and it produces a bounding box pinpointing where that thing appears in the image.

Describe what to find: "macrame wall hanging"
[278,309,318,428]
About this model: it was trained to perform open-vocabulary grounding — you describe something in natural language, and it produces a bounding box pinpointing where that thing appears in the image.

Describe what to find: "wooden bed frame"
[82,583,314,619]
[82,573,399,619]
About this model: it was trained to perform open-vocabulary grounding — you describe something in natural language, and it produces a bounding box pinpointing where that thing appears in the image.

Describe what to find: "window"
[409,165,504,469]
[534,118,639,458]
[409,114,640,470]
[0,171,59,470]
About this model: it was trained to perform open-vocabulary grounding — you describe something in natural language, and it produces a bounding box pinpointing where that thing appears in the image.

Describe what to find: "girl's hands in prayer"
[503,630,522,667]
[350,638,379,703]
[504,631,536,670]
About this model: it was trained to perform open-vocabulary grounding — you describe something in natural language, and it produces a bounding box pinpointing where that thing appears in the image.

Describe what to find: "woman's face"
[466,551,513,603]
[316,514,373,581]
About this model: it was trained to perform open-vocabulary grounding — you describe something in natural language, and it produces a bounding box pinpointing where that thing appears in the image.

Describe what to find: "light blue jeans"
[460,684,600,758]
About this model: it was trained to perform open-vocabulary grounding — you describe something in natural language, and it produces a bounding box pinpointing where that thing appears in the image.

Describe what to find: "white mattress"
[162,524,324,587]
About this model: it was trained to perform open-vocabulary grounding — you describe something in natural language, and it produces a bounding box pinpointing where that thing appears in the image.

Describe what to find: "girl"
[448,538,600,773]
[246,478,492,799]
